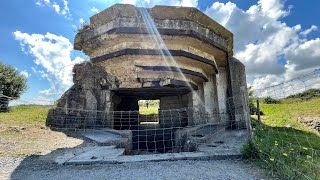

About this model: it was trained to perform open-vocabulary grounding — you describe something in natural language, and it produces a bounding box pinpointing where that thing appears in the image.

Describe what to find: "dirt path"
[0,156,269,180]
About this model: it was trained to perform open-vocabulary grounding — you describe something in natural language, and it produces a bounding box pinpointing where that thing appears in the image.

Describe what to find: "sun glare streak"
[136,0,205,106]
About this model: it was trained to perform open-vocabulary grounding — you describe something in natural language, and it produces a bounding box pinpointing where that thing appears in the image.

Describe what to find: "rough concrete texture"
[46,62,119,128]
[82,131,121,144]
[66,146,125,164]
[228,57,250,129]
[55,61,118,110]
[81,129,133,154]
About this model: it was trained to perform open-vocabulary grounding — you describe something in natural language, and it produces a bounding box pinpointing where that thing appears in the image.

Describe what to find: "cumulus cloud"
[285,38,320,71]
[205,0,320,92]
[19,70,30,79]
[13,31,84,100]
[36,0,71,18]
[121,0,197,7]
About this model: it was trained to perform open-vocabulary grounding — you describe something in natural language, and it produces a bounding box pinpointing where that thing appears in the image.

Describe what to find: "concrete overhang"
[74,4,234,57]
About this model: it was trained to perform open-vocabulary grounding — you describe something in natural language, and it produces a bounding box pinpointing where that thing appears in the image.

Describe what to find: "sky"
[0,0,320,105]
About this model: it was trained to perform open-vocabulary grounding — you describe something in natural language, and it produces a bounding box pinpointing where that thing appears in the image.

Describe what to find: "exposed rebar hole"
[207,144,217,147]
[192,134,204,138]
[214,140,224,144]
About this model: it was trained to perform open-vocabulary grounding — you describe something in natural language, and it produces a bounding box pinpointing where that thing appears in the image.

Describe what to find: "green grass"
[138,100,160,115]
[0,105,50,126]
[139,106,159,115]
[243,97,320,179]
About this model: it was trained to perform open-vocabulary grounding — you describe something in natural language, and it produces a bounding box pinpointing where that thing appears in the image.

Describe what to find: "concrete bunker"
[47,4,250,154]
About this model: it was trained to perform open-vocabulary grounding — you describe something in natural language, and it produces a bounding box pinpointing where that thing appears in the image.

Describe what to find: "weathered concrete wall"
[159,95,189,128]
[57,62,118,110]
[46,62,119,128]
[228,58,250,129]
[77,4,233,57]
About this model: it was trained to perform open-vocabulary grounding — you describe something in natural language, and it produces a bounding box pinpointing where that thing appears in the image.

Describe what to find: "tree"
[248,86,257,115]
[0,63,27,110]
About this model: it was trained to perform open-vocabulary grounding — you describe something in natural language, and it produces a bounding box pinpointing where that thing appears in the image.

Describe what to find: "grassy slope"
[0,105,82,157]
[246,97,320,179]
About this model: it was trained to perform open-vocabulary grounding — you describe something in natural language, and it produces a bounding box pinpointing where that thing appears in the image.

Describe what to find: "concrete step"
[65,146,125,164]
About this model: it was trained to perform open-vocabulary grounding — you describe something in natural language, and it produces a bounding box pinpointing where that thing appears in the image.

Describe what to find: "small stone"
[91,156,98,159]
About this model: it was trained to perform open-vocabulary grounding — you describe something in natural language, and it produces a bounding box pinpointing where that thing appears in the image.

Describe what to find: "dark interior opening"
[113,97,139,130]
[112,87,191,154]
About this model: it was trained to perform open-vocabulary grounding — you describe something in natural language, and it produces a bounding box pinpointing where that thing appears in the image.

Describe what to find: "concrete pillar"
[203,73,220,123]
[191,83,205,125]
[216,67,228,122]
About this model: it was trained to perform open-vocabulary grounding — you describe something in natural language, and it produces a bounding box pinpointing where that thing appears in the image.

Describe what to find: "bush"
[264,96,280,104]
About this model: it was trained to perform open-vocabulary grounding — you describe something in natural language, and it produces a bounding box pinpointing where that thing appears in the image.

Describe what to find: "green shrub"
[264,96,280,104]
[241,140,259,159]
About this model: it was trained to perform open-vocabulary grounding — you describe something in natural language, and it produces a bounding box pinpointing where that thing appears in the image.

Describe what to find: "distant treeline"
[285,88,320,100]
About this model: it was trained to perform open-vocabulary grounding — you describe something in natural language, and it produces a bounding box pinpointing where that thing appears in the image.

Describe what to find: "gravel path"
[1,156,268,180]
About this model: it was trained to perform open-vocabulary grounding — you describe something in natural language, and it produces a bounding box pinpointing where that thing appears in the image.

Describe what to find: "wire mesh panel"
[46,102,250,155]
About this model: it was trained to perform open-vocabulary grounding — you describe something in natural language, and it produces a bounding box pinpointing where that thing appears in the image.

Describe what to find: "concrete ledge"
[64,151,242,165]
[91,49,219,73]
[136,65,209,82]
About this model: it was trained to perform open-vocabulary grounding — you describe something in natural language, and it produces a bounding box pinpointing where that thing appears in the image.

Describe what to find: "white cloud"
[79,18,85,24]
[61,0,71,17]
[10,96,54,106]
[91,7,100,13]
[121,0,197,7]
[19,70,30,79]
[205,0,320,94]
[52,2,60,13]
[13,31,84,101]
[36,0,71,18]
[36,0,51,6]
[285,38,320,71]
[300,25,318,36]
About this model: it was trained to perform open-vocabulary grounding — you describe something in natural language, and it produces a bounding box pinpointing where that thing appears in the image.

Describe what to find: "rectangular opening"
[138,100,160,125]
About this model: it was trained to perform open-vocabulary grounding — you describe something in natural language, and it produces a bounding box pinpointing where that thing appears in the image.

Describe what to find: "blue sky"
[1,0,319,104]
